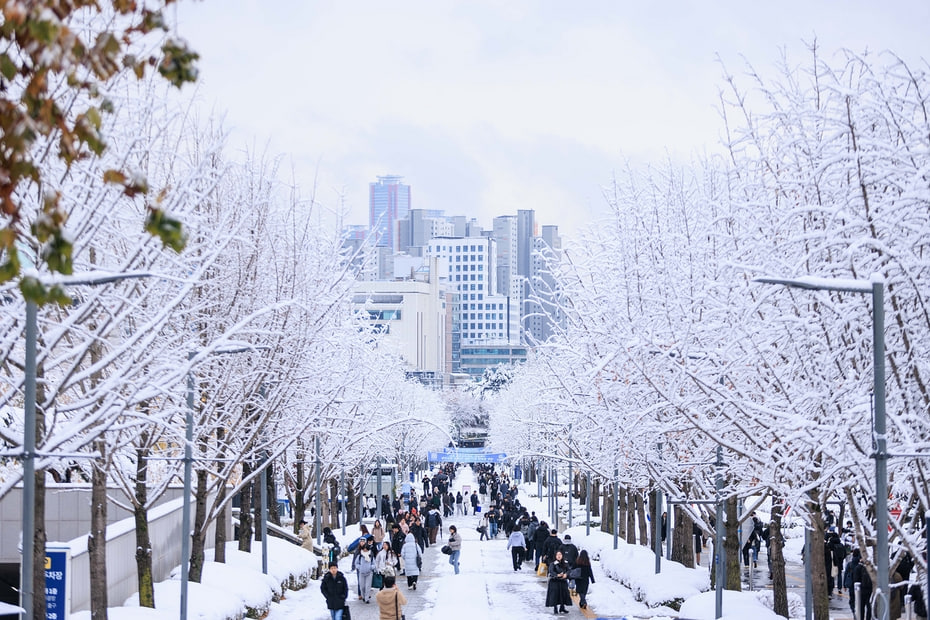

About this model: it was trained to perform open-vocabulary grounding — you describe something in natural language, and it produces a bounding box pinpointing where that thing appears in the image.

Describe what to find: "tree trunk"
[636,491,647,546]
[238,460,253,552]
[89,440,108,620]
[725,496,741,591]
[808,498,830,620]
[672,505,694,567]
[770,498,789,618]
[188,468,209,583]
[213,427,227,564]
[133,441,154,608]
[345,478,356,526]
[267,460,280,526]
[32,367,47,620]
[292,459,305,535]
[601,483,613,534]
[627,489,637,544]
[591,479,600,517]
[328,478,339,528]
[617,485,628,541]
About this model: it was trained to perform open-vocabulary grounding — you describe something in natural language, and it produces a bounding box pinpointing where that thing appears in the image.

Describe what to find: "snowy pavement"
[268,468,662,620]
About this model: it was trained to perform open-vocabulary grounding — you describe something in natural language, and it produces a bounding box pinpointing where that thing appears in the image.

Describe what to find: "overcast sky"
[174,1,928,239]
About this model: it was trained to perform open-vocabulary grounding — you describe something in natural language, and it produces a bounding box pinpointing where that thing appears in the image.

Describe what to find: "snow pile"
[560,526,709,609]
[70,537,318,620]
[678,589,785,619]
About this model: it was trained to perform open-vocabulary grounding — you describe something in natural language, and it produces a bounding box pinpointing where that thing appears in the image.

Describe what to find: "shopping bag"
[536,561,548,577]
[342,605,352,620]
[371,572,383,589]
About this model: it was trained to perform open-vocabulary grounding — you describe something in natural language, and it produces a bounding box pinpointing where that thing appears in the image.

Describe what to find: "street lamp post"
[754,274,888,620]
[19,271,151,620]
[181,344,260,620]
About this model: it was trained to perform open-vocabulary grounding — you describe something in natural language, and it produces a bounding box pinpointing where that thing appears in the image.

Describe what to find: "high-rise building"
[369,175,411,252]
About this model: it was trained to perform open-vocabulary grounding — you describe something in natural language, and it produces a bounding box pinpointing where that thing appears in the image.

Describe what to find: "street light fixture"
[19,270,152,620]
[754,273,888,620]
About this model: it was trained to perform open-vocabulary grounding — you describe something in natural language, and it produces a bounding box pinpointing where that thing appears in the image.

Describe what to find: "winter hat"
[564,535,572,541]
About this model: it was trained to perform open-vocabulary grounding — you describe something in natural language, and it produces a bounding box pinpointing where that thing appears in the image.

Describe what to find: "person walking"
[545,550,572,614]
[376,575,408,620]
[320,562,349,620]
[372,519,386,546]
[470,490,480,515]
[507,527,526,571]
[573,550,595,609]
[374,541,398,588]
[456,491,465,515]
[400,532,422,590]
[352,542,376,604]
[447,525,462,574]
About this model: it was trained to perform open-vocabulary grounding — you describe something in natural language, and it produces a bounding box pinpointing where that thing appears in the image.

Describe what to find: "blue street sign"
[44,545,70,620]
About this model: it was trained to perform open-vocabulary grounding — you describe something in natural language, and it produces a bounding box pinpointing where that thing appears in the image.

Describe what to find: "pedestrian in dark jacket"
[542,529,563,565]
[559,534,579,567]
[573,550,596,609]
[320,562,348,620]
[545,550,572,614]
[533,521,551,570]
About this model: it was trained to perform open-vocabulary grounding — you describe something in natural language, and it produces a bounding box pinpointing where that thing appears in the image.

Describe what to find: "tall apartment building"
[427,236,520,373]
[369,175,411,252]
[397,209,454,257]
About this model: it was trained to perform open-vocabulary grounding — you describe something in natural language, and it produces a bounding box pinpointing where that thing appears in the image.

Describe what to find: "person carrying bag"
[375,575,408,620]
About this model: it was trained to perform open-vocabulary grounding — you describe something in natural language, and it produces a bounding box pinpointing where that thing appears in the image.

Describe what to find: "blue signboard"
[427,450,507,463]
[44,546,69,620]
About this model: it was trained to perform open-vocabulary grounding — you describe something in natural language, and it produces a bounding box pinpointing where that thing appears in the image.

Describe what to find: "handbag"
[536,561,548,577]
[371,572,383,589]
[395,590,405,620]
[416,552,422,569]
[568,567,583,579]
[342,604,352,620]
[441,545,452,555]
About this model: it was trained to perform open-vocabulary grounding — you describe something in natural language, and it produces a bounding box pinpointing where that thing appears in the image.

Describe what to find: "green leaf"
[158,39,199,87]
[145,208,187,253]
[19,276,46,304]
[0,53,16,80]
[0,249,20,283]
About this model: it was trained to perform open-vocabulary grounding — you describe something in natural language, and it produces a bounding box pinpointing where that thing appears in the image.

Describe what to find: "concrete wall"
[0,486,230,614]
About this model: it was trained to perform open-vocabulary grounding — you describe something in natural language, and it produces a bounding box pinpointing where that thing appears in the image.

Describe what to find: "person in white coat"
[400,532,422,590]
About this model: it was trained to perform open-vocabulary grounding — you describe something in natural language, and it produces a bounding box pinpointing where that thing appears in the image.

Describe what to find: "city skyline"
[174,1,929,240]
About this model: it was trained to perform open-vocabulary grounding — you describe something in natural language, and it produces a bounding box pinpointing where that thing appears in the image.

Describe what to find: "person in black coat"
[542,530,563,565]
[320,562,348,619]
[545,550,572,614]
[573,549,596,609]
[559,534,579,567]
[533,521,551,570]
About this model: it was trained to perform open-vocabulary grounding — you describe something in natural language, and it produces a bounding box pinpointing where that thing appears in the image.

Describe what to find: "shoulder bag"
[395,590,406,620]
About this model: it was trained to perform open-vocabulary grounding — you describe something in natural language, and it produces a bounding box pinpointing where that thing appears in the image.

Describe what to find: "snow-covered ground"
[78,466,812,619]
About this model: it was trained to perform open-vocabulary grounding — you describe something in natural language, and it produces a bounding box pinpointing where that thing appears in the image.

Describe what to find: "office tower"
[369,175,411,252]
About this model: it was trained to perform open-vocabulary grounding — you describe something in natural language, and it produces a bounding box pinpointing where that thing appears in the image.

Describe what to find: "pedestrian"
[478,512,490,541]
[573,549,595,609]
[320,561,349,620]
[374,541,398,587]
[545,549,572,614]
[372,519,385,545]
[447,524,462,574]
[693,522,704,566]
[427,508,442,545]
[456,491,465,515]
[376,575,407,620]
[559,534,579,567]
[507,526,526,571]
[470,490,480,515]
[352,540,376,604]
[400,532,422,590]
[533,521,550,570]
[542,529,563,567]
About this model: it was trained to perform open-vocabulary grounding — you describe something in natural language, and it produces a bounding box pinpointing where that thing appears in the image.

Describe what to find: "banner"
[428,451,507,463]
